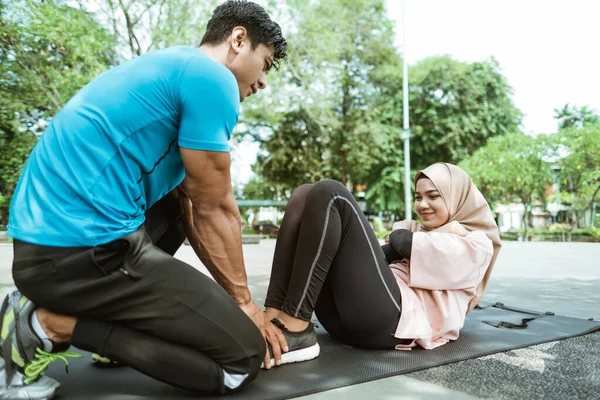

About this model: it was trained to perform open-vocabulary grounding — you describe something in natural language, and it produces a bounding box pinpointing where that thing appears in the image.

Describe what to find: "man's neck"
[199,44,228,66]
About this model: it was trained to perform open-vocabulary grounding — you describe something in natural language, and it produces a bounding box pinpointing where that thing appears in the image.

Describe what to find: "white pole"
[402,0,412,220]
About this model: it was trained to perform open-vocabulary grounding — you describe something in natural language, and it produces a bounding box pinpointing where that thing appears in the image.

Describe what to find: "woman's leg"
[275,180,405,348]
[264,184,314,320]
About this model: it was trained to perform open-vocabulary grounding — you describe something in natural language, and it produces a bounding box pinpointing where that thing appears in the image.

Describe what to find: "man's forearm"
[179,194,251,305]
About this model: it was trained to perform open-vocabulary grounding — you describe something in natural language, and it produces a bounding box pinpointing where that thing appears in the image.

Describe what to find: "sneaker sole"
[0,380,59,400]
[262,342,320,369]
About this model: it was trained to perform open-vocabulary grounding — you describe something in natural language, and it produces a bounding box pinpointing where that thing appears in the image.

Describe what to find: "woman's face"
[414,178,449,229]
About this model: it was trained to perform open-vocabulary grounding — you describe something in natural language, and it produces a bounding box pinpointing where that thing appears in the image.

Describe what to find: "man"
[0,1,288,398]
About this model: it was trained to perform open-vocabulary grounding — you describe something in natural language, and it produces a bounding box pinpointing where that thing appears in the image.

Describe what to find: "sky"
[385,0,600,135]
[232,0,600,187]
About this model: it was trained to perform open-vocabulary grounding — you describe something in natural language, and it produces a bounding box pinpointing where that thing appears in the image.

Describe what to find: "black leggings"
[12,191,264,394]
[265,180,407,349]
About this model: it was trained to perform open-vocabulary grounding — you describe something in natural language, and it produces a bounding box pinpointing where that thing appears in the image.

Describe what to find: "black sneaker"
[262,318,320,368]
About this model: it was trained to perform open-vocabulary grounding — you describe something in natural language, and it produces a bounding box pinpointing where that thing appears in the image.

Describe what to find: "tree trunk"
[566,210,575,242]
[521,207,529,240]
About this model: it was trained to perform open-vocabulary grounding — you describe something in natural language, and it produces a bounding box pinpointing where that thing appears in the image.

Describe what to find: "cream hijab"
[414,162,502,313]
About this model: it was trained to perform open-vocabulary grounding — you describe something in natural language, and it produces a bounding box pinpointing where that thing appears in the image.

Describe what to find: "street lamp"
[402,0,412,220]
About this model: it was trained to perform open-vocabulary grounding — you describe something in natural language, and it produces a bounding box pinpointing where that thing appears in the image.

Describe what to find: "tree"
[407,56,522,171]
[243,2,522,214]
[553,104,599,130]
[254,108,328,191]
[548,124,600,239]
[0,0,116,225]
[242,0,402,192]
[89,0,219,59]
[459,132,551,239]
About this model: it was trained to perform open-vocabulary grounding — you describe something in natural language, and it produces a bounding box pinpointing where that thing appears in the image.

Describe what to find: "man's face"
[229,40,274,102]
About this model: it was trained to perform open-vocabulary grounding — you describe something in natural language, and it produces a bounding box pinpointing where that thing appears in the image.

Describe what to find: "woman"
[262,163,501,367]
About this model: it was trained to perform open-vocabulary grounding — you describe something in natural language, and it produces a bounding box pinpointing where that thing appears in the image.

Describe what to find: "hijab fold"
[414,163,502,313]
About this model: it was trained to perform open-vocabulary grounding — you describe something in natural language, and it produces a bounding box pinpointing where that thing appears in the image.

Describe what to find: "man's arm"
[178,147,288,368]
[178,147,250,305]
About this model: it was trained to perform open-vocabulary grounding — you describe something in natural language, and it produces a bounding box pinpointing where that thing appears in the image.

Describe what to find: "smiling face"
[227,27,274,102]
[414,178,450,229]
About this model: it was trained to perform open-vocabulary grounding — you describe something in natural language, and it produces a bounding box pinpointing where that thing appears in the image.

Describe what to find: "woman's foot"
[262,318,319,369]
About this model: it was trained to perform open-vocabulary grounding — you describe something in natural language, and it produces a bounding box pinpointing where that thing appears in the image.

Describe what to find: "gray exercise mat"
[46,302,600,399]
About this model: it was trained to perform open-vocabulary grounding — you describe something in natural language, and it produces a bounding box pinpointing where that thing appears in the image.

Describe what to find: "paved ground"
[1,240,599,399]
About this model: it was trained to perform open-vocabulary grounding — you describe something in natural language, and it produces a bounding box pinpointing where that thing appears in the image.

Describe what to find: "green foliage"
[529,226,599,242]
[371,216,390,239]
[365,163,405,215]
[547,124,600,231]
[459,132,551,237]
[407,56,522,170]
[553,104,599,130]
[254,108,328,190]
[0,0,116,225]
[242,0,401,195]
[241,176,287,201]
[243,2,521,214]
[574,227,600,239]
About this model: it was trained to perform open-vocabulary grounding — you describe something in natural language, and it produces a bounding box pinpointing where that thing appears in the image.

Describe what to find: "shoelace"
[23,348,83,384]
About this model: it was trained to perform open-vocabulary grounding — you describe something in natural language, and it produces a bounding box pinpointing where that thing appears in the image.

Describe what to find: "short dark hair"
[200,0,287,70]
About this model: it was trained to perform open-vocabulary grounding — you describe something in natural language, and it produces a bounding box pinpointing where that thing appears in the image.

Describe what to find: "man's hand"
[240,300,265,336]
[239,302,288,369]
[263,318,288,368]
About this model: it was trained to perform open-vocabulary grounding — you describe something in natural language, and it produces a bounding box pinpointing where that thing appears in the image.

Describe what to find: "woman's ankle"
[276,312,310,332]
[265,306,281,321]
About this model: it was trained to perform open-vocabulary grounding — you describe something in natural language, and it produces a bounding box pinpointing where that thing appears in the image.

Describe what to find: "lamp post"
[402,0,412,220]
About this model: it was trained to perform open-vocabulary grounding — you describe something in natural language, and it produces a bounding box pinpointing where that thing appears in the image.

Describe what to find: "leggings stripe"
[293,195,401,317]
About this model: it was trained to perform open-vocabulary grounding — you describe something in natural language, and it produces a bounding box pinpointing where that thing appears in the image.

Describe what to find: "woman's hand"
[433,220,469,236]
[385,220,417,244]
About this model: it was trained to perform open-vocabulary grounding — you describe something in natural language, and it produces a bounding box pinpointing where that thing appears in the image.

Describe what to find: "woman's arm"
[386,229,413,260]
[407,231,493,291]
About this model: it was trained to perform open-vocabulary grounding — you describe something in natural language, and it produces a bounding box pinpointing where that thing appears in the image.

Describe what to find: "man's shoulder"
[177,49,237,89]
[176,49,239,108]
[138,46,202,68]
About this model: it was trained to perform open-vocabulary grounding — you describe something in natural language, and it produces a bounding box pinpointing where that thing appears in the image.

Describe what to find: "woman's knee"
[309,180,351,202]
[288,183,314,205]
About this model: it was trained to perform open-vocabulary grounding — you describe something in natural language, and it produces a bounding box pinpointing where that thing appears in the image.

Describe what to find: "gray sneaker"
[0,357,59,400]
[0,287,80,398]
[262,318,320,368]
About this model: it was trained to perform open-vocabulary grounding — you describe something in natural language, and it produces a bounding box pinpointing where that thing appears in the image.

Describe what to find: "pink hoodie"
[390,230,494,350]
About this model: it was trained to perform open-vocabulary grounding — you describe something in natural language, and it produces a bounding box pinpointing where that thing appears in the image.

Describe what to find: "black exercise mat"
[46,302,600,399]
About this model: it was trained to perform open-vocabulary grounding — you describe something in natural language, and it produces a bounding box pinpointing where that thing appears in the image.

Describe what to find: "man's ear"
[230,27,247,54]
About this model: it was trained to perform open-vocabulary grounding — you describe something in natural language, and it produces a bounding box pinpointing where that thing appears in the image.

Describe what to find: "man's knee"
[223,329,264,392]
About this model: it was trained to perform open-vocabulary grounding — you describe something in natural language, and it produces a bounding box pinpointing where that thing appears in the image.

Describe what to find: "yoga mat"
[46,302,600,399]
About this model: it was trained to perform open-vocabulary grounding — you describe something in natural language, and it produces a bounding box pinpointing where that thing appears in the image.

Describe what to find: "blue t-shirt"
[8,46,240,246]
